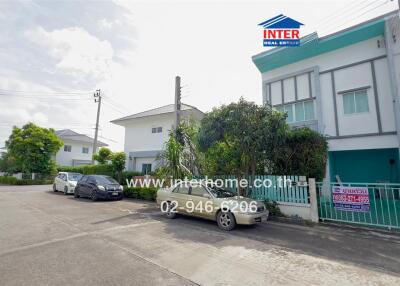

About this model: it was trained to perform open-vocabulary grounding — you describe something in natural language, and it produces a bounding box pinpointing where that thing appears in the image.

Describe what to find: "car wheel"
[163,201,177,219]
[91,191,98,202]
[53,184,57,192]
[64,186,68,195]
[217,210,236,231]
[74,189,80,198]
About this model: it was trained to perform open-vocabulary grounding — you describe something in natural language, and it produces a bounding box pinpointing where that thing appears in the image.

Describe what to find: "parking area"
[0,185,399,285]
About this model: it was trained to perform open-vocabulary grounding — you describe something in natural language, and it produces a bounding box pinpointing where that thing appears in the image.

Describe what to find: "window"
[82,147,89,154]
[64,145,72,152]
[342,90,369,114]
[190,186,207,197]
[173,184,190,194]
[275,100,315,123]
[141,163,152,174]
[152,127,163,133]
[80,175,88,183]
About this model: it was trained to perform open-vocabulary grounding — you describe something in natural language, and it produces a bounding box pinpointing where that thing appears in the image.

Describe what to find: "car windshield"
[68,173,82,181]
[94,176,119,185]
[207,186,235,198]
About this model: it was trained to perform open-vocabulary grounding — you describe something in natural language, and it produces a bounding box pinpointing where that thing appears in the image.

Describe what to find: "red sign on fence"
[332,186,370,212]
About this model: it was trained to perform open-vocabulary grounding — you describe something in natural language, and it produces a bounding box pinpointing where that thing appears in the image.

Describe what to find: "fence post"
[308,178,319,223]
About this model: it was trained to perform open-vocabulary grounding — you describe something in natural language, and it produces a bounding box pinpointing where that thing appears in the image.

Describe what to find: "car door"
[60,174,67,191]
[54,174,61,190]
[56,174,64,190]
[78,176,89,196]
[187,185,215,219]
[169,183,191,214]
[86,177,97,196]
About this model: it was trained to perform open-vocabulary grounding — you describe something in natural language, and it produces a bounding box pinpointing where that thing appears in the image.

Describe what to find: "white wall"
[329,134,398,151]
[122,109,204,171]
[123,113,175,154]
[55,139,95,166]
[375,58,396,132]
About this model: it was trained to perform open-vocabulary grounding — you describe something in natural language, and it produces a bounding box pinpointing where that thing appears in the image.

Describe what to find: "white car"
[53,172,83,195]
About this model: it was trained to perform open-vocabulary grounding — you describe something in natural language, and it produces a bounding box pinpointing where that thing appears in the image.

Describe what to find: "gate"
[317,182,400,230]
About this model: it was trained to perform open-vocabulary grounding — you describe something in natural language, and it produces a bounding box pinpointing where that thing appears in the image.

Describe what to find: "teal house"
[252,11,400,183]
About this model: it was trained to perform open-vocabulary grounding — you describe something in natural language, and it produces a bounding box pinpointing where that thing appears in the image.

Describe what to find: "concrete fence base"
[276,178,319,223]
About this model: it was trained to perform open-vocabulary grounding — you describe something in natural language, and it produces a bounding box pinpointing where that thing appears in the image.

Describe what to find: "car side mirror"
[203,193,211,199]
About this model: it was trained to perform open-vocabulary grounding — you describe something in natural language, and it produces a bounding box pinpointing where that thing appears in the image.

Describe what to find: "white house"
[111,103,204,173]
[252,11,400,183]
[54,129,107,166]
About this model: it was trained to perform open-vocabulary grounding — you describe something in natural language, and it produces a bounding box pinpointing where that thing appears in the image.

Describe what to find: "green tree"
[0,153,20,174]
[156,120,203,180]
[157,129,191,180]
[5,123,63,174]
[111,152,126,183]
[93,147,112,164]
[274,128,328,180]
[198,98,288,178]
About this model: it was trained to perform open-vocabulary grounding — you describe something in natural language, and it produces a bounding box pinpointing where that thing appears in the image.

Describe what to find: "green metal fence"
[205,175,310,204]
[317,182,400,230]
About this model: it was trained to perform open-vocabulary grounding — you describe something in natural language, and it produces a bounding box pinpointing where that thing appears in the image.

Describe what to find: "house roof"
[55,129,107,147]
[252,10,398,73]
[110,103,204,124]
[258,14,304,29]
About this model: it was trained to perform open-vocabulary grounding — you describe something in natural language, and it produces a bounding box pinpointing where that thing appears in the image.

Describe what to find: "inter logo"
[258,14,304,47]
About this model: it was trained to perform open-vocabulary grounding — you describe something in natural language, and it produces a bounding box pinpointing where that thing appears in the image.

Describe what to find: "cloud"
[24,26,114,81]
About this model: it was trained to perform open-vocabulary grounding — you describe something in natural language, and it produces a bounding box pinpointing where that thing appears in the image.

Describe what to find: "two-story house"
[55,129,107,166]
[252,11,400,183]
[111,103,204,173]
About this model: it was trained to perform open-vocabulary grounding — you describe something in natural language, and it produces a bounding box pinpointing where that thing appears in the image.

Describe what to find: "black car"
[74,175,123,201]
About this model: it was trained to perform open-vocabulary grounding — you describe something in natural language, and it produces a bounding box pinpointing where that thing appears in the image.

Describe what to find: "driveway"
[0,185,399,286]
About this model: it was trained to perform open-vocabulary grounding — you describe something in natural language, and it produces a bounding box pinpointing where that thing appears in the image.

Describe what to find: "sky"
[0,0,398,150]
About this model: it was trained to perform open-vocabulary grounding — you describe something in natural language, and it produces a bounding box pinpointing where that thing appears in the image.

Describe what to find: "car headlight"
[98,185,106,191]
[119,185,123,190]
[69,183,75,187]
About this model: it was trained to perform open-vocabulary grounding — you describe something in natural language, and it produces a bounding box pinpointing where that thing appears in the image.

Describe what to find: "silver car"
[156,183,269,231]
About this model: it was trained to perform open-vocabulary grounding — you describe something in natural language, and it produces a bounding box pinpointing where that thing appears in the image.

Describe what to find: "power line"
[350,0,392,22]
[318,0,392,35]
[0,95,92,101]
[102,95,130,114]
[0,88,92,95]
[98,135,118,143]
[102,100,127,115]
[315,0,372,32]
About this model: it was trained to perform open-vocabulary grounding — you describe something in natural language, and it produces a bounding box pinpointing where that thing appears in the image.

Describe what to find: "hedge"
[120,171,142,185]
[123,187,158,201]
[57,165,142,184]
[0,176,53,185]
[57,164,114,176]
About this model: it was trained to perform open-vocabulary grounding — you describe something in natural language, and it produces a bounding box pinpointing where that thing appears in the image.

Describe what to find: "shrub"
[264,199,283,216]
[121,171,143,185]
[0,176,52,185]
[123,187,158,201]
[274,127,328,180]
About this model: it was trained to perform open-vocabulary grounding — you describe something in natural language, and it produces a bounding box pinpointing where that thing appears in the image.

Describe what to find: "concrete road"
[0,185,399,286]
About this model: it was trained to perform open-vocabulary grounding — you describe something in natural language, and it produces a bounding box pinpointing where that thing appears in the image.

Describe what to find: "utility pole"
[174,76,181,133]
[92,89,101,164]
